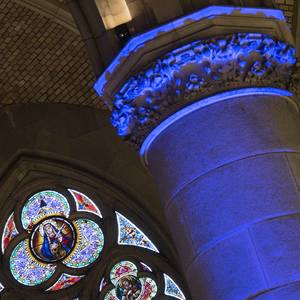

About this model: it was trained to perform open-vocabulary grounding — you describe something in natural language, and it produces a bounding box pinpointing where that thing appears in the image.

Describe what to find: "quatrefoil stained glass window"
[1,187,187,299]
[6,190,104,287]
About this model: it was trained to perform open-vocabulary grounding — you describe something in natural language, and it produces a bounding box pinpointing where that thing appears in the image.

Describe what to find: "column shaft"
[147,93,300,299]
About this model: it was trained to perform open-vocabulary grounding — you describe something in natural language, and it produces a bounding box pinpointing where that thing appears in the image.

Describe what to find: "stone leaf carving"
[111,33,296,146]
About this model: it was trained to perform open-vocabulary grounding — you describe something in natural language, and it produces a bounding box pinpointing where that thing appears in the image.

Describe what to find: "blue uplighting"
[107,32,296,138]
[140,87,294,165]
[94,6,285,96]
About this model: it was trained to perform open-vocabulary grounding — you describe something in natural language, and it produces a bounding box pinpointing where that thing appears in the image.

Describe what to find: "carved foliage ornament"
[111,33,296,146]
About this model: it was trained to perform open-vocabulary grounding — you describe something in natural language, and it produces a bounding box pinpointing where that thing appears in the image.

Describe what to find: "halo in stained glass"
[63,219,104,268]
[116,212,159,253]
[116,275,142,299]
[110,261,138,285]
[105,261,157,300]
[164,274,186,300]
[2,212,19,253]
[21,190,70,230]
[68,189,102,217]
[30,217,76,263]
[46,273,84,291]
[10,240,56,286]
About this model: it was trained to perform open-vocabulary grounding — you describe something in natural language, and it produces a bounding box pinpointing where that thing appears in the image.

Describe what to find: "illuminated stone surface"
[96,5,300,300]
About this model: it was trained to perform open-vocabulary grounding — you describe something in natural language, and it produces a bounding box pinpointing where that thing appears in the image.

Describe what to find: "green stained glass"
[21,190,70,230]
[63,219,104,268]
[10,240,56,286]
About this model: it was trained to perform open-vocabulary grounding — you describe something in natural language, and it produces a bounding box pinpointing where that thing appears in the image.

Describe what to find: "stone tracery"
[0,186,186,299]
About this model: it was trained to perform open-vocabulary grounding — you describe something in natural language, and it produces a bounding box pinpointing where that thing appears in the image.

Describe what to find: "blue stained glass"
[116,212,159,252]
[10,240,56,286]
[63,219,104,268]
[30,217,76,263]
[21,190,70,230]
[164,274,186,300]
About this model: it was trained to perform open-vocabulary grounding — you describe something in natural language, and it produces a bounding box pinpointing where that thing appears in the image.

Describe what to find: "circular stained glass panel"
[30,217,76,263]
[116,275,142,300]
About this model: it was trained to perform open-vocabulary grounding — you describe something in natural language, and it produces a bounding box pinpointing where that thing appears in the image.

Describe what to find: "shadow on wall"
[0,103,165,227]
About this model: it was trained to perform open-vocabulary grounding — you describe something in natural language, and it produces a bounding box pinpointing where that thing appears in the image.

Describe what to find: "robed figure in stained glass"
[116,275,142,300]
[40,221,73,261]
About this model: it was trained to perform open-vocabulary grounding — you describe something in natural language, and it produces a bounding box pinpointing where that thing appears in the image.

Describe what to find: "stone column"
[95,6,300,300]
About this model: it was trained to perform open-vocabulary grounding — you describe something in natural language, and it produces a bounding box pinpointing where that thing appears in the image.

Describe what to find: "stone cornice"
[109,33,296,147]
[95,6,292,103]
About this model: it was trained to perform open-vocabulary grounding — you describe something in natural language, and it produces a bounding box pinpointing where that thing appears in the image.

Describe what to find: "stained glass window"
[63,219,104,268]
[7,189,105,289]
[46,273,84,291]
[99,277,108,292]
[1,212,18,253]
[10,240,56,286]
[164,274,186,300]
[68,189,102,218]
[140,262,152,272]
[30,217,76,263]
[3,187,185,297]
[21,190,70,230]
[104,261,157,300]
[116,212,159,252]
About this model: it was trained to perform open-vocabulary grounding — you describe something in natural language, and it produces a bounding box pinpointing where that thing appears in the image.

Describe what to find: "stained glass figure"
[164,274,186,300]
[0,282,4,292]
[116,275,142,299]
[46,273,84,291]
[2,212,19,253]
[105,261,157,300]
[68,189,102,218]
[30,217,76,263]
[21,191,70,230]
[140,262,152,272]
[10,240,56,286]
[63,219,104,268]
[116,212,159,253]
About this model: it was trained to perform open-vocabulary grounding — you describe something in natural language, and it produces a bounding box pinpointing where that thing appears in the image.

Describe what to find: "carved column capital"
[95,6,297,148]
[111,33,296,146]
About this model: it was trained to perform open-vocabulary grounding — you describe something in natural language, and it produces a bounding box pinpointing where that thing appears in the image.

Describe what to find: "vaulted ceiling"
[0,0,104,109]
